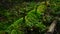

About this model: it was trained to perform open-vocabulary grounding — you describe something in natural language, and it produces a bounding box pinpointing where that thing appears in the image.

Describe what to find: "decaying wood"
[46,20,57,34]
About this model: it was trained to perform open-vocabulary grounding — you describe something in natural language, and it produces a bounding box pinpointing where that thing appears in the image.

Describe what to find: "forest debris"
[46,20,57,34]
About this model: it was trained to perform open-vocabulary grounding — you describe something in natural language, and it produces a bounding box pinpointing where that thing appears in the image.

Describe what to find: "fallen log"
[46,20,57,34]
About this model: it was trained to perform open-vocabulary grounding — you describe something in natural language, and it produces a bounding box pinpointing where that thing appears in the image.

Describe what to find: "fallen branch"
[46,20,57,34]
